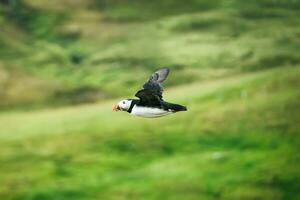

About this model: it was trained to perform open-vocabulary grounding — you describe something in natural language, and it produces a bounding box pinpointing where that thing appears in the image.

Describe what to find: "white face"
[118,99,132,111]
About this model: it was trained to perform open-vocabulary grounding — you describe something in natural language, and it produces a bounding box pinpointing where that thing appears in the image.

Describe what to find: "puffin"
[113,68,187,118]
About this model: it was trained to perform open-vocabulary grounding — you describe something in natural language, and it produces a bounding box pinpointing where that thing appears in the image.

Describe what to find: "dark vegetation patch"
[0,73,111,110]
[234,0,300,20]
[239,9,287,20]
[94,0,222,22]
[258,54,300,68]
[69,51,86,65]
[164,14,251,38]
[170,18,223,32]
[251,0,300,10]
[1,0,66,41]
[52,86,111,105]
[15,188,90,200]
[243,54,300,71]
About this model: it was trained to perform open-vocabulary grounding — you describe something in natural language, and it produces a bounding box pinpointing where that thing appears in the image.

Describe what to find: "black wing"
[142,68,170,99]
[135,89,162,107]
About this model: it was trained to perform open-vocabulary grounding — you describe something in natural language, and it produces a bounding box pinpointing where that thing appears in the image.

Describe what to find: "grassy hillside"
[0,67,299,200]
[0,0,299,109]
[0,0,299,200]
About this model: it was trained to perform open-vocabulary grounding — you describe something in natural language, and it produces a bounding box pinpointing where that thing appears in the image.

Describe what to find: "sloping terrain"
[0,66,299,200]
[0,0,299,200]
[0,0,299,108]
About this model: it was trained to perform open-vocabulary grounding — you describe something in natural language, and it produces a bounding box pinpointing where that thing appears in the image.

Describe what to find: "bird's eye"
[123,101,125,104]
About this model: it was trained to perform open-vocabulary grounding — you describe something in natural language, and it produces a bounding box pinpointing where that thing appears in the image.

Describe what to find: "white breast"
[131,105,172,118]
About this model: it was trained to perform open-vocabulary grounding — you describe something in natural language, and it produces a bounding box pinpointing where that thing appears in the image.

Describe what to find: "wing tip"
[154,67,170,83]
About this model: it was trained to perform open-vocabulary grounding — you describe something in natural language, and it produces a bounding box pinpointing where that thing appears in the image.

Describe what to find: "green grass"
[1,0,300,109]
[0,66,299,200]
[0,0,300,199]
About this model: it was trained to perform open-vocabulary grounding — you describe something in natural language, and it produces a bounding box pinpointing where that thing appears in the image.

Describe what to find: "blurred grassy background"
[0,0,299,199]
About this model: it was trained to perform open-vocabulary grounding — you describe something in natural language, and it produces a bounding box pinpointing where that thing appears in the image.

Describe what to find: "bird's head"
[113,99,132,112]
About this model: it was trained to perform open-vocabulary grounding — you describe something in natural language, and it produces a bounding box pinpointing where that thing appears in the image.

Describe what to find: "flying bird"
[113,68,187,118]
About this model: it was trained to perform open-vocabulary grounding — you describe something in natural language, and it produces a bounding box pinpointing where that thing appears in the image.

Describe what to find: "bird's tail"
[164,102,187,112]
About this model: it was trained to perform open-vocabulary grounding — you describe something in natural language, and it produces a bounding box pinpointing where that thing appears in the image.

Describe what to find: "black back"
[133,67,187,112]
[135,68,170,108]
[135,89,162,107]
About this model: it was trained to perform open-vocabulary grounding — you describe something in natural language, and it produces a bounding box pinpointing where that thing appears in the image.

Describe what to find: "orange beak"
[112,104,120,112]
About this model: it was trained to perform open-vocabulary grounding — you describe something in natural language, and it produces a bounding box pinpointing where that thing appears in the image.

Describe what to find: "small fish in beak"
[112,104,120,111]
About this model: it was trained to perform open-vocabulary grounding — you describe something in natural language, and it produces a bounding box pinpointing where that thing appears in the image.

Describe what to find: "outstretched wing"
[135,89,162,107]
[142,68,170,99]
[149,67,169,83]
